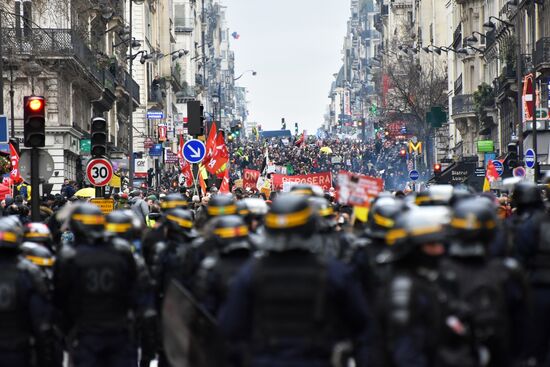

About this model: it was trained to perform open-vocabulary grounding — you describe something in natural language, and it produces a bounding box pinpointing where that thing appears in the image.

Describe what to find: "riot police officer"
[53,203,140,367]
[150,207,197,294]
[377,206,477,366]
[441,197,529,367]
[504,182,550,365]
[104,210,158,367]
[218,194,375,367]
[0,217,55,367]
[195,214,255,314]
[308,196,346,259]
[351,195,406,299]
[142,193,189,268]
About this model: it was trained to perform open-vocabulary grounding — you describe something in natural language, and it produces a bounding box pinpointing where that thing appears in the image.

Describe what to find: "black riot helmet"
[381,206,449,264]
[69,203,105,241]
[265,194,317,238]
[448,198,497,257]
[105,210,134,241]
[0,217,23,251]
[20,242,55,269]
[290,184,323,198]
[237,198,268,228]
[207,193,237,217]
[160,193,189,212]
[415,185,454,207]
[511,181,543,211]
[164,208,196,239]
[207,215,251,252]
[24,222,53,249]
[366,196,406,240]
[308,196,336,231]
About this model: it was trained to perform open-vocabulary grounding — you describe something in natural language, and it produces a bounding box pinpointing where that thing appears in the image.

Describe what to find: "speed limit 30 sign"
[86,158,113,187]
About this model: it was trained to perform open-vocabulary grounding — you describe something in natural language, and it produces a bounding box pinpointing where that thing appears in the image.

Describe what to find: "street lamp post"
[128,0,145,190]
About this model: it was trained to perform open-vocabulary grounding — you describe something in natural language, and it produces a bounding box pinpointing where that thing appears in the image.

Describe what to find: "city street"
[1,0,550,366]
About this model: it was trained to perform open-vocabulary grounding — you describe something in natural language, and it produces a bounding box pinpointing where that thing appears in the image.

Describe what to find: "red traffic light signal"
[23,96,46,148]
[399,148,407,157]
[434,163,442,174]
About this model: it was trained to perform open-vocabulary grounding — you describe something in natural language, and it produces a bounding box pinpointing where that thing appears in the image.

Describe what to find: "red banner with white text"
[271,172,332,191]
[337,171,384,207]
[243,169,260,189]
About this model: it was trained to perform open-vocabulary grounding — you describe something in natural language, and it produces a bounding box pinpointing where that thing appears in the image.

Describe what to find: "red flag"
[219,169,230,193]
[203,122,218,166]
[177,134,184,160]
[206,133,229,174]
[295,130,306,147]
[9,143,21,184]
[486,160,499,182]
[181,159,194,187]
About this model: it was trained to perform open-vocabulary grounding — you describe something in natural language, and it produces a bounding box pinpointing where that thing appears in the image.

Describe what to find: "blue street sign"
[147,110,165,119]
[183,139,206,164]
[409,170,419,181]
[149,143,163,157]
[525,149,536,169]
[513,166,526,178]
[0,115,8,144]
[492,160,504,176]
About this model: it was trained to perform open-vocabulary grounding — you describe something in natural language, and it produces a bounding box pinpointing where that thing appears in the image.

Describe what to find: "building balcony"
[451,94,476,118]
[534,37,550,73]
[1,27,139,106]
[174,17,194,33]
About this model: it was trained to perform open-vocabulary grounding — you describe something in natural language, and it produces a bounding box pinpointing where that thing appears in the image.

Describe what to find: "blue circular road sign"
[492,160,504,176]
[409,170,419,181]
[513,166,526,178]
[183,139,206,164]
[525,149,536,169]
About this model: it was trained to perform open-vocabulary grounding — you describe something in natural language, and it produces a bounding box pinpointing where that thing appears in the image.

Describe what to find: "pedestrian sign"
[492,160,504,176]
[409,170,419,181]
[183,139,206,164]
[525,149,536,169]
[90,198,115,214]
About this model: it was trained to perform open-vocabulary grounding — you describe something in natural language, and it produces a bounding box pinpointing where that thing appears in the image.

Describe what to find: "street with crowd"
[0,134,549,367]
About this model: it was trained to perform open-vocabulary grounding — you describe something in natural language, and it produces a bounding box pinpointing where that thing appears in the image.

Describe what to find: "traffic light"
[399,148,407,158]
[434,163,442,175]
[23,96,46,147]
[281,118,286,130]
[187,100,203,136]
[91,117,107,157]
[507,142,518,169]
[294,122,299,135]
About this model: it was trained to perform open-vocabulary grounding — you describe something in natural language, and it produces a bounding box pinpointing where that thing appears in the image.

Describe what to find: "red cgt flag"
[219,169,230,193]
[203,122,218,166]
[206,133,229,174]
[9,143,21,184]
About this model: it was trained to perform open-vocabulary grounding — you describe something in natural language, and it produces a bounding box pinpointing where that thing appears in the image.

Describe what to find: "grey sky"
[223,0,350,133]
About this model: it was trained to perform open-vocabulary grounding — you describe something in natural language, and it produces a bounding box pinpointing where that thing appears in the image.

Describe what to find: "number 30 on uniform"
[86,158,114,187]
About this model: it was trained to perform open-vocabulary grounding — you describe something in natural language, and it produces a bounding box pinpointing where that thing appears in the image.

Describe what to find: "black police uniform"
[195,215,255,315]
[0,218,55,367]
[218,194,375,367]
[53,204,139,367]
[440,198,529,367]
[141,193,189,268]
[105,210,158,367]
[376,206,477,367]
[505,183,550,364]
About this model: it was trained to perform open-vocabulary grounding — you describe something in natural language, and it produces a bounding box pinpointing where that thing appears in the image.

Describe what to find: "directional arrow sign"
[409,170,419,181]
[183,139,206,164]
